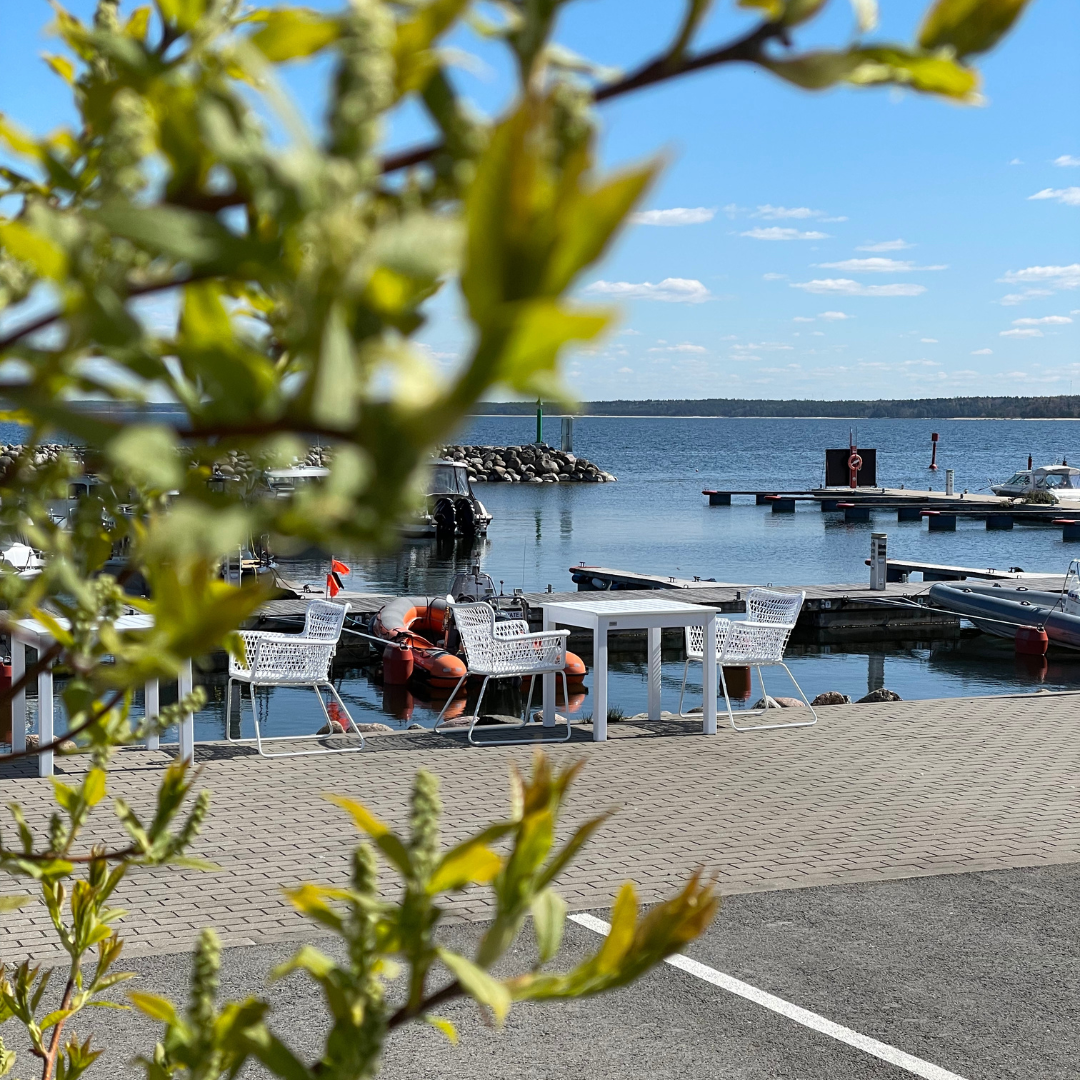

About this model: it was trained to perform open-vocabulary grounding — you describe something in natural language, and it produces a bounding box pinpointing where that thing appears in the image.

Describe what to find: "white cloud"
[1001,328,1043,338]
[816,257,947,273]
[793,316,815,322]
[1009,158,1024,165]
[971,348,993,355]
[810,331,825,336]
[762,272,787,280]
[1013,315,1072,325]
[742,227,829,241]
[1001,265,1080,290]
[618,328,642,336]
[754,205,816,219]
[616,366,633,374]
[630,206,716,226]
[1054,155,1080,167]
[857,239,913,252]
[791,279,927,297]
[920,337,939,343]
[648,343,708,354]
[819,311,853,320]
[584,278,711,303]
[1029,187,1080,206]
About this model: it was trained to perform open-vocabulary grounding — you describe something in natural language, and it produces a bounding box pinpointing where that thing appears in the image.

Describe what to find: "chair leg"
[468,672,573,746]
[522,673,536,725]
[466,676,492,744]
[225,678,234,743]
[434,673,469,732]
[719,664,737,731]
[251,683,265,755]
[730,663,818,732]
[677,658,691,717]
[325,682,365,748]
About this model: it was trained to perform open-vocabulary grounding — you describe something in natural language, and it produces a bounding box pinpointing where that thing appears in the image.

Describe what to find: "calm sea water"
[10,415,1080,746]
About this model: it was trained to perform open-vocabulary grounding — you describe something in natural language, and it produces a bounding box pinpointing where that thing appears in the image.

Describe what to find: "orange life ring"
[848,453,863,472]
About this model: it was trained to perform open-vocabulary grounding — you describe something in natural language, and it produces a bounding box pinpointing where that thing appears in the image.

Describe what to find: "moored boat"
[990,463,1080,505]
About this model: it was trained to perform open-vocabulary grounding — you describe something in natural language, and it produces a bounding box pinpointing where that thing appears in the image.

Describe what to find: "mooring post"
[870,532,887,590]
[945,469,954,496]
[560,416,573,452]
[535,399,543,444]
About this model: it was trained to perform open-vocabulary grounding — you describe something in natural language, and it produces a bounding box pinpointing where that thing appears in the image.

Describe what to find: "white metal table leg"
[11,638,25,754]
[702,613,718,735]
[144,679,160,750]
[592,623,608,741]
[647,626,661,721]
[542,610,557,727]
[38,661,54,777]
[178,659,194,764]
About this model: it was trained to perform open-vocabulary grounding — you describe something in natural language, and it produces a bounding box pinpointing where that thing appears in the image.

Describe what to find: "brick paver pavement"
[3,694,1080,961]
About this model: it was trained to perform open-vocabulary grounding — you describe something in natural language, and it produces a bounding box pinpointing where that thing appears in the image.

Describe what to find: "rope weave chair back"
[230,631,335,683]
[746,589,802,627]
[450,601,567,676]
[303,599,349,642]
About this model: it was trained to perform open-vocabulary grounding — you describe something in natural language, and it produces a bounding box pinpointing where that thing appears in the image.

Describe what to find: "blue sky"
[4,1,1079,402]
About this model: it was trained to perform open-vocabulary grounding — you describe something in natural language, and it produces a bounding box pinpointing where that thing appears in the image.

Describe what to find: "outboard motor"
[450,563,497,602]
[455,497,477,536]
[434,497,456,537]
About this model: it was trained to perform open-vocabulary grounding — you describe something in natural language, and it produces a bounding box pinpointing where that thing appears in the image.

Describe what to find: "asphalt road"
[3,864,1078,1079]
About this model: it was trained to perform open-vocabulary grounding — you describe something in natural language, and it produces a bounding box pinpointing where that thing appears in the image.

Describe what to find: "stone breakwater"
[0,444,78,472]
[440,444,616,483]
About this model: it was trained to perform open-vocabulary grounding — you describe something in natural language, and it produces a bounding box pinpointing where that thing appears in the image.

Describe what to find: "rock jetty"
[440,444,615,483]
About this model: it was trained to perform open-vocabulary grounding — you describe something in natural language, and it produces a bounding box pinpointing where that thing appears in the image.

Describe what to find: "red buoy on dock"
[1015,626,1048,656]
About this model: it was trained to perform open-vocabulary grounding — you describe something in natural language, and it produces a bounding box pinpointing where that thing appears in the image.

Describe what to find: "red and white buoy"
[847,432,862,489]
[929,432,939,471]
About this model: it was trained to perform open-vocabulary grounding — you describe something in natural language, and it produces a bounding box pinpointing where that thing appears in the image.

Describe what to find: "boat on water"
[928,560,1080,649]
[990,463,1080,504]
[369,565,586,691]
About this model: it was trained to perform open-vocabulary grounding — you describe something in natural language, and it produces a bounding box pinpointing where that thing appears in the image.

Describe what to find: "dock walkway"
[3,691,1080,962]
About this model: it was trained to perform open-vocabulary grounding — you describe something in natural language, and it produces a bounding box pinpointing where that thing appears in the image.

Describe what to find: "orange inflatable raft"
[372,597,587,689]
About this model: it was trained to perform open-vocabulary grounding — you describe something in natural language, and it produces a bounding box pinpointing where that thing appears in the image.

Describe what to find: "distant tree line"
[479,397,1080,419]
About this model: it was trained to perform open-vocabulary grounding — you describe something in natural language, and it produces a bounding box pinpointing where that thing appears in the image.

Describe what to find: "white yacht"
[990,463,1080,504]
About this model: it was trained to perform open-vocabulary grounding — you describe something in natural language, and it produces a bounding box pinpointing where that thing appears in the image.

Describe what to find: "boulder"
[811,691,851,706]
[751,696,805,709]
[856,688,902,703]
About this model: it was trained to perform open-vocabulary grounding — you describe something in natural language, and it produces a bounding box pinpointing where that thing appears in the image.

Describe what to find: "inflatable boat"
[371,596,588,688]
[928,579,1080,649]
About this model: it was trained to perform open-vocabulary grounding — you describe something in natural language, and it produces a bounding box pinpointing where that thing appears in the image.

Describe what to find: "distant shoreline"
[473,396,1080,420]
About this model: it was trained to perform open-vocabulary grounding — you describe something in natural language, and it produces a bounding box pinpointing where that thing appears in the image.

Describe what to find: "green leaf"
[424,1015,458,1044]
[437,948,511,1024]
[107,426,183,491]
[428,843,502,894]
[0,221,67,279]
[530,888,567,965]
[325,795,413,876]
[781,0,829,27]
[250,9,341,61]
[738,0,784,18]
[127,991,179,1024]
[847,46,979,99]
[311,303,358,429]
[918,0,1031,56]
[90,204,272,274]
[155,0,207,32]
[0,895,32,913]
[596,882,637,973]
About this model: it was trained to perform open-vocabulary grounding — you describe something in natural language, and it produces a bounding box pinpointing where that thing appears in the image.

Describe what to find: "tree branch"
[0,687,125,763]
[378,19,784,174]
[386,979,463,1030]
[0,275,202,356]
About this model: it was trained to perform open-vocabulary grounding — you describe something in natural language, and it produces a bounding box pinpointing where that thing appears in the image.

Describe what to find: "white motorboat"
[990,463,1080,504]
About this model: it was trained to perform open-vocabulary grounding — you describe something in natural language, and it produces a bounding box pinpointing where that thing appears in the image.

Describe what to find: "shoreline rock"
[439,443,616,484]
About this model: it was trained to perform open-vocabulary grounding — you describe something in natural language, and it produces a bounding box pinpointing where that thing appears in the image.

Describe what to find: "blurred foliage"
[0,0,1031,1077]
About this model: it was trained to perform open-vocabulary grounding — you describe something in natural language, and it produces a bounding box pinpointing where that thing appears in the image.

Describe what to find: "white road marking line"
[569,913,969,1080]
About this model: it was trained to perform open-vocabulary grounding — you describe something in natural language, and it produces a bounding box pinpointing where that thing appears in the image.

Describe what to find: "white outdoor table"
[541,598,718,740]
[8,614,194,777]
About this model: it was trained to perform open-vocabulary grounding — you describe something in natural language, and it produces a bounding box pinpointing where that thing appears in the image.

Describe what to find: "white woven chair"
[226,600,364,757]
[678,589,817,732]
[435,600,571,745]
